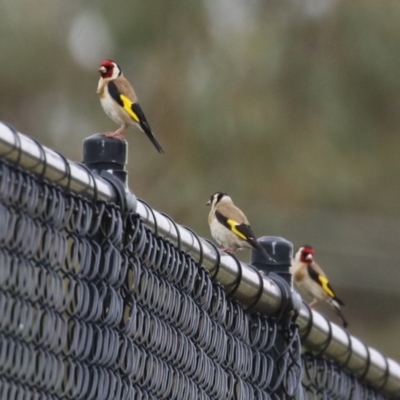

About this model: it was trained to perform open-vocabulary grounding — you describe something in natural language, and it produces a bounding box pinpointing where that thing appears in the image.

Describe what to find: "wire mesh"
[0,153,394,399]
[300,353,390,400]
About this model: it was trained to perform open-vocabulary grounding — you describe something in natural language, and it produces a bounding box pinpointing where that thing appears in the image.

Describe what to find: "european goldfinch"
[97,59,164,153]
[207,192,275,261]
[291,245,348,328]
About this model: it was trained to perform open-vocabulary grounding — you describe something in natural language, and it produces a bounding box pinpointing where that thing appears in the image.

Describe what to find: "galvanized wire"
[0,159,303,399]
[1,123,400,398]
[0,122,398,399]
[300,352,390,400]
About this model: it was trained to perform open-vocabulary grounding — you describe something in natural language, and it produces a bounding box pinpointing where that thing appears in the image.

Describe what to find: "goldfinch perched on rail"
[97,59,164,153]
[207,192,275,262]
[291,245,348,328]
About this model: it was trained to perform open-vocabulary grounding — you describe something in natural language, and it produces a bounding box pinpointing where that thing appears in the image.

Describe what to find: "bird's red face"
[99,60,118,79]
[300,245,315,263]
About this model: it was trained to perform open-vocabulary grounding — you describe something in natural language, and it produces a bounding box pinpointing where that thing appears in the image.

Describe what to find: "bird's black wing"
[107,81,164,153]
[214,211,276,263]
[131,103,164,153]
[215,210,256,242]
[107,81,124,107]
[307,264,345,306]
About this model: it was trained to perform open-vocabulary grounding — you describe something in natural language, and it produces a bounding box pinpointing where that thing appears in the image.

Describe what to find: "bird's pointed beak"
[206,200,211,206]
[99,66,107,74]
[305,254,313,261]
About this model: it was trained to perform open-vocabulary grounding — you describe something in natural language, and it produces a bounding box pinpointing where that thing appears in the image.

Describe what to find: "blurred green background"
[2,0,400,359]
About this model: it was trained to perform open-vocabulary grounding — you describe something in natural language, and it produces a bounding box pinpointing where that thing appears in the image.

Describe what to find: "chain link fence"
[0,122,398,399]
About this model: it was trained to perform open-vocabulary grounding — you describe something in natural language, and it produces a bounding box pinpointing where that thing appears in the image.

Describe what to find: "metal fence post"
[251,236,299,398]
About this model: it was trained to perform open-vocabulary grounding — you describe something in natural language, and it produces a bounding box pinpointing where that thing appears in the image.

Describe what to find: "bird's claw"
[103,131,125,140]
[222,248,235,254]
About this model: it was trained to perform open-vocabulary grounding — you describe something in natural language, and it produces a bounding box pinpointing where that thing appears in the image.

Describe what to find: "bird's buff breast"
[209,218,243,249]
[100,89,127,126]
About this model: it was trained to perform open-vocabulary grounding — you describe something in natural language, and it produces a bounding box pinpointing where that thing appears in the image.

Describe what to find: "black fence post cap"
[83,134,128,185]
[251,236,293,285]
[83,134,127,166]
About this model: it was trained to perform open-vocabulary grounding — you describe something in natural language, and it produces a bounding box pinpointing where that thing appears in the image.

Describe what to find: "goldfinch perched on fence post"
[291,245,348,328]
[207,192,275,262]
[97,59,164,153]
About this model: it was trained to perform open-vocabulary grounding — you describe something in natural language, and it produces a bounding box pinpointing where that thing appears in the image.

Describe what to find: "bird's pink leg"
[222,248,235,254]
[104,126,126,139]
[309,299,317,308]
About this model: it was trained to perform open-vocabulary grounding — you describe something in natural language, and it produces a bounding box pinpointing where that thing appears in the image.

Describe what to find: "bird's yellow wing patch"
[226,219,247,240]
[318,275,335,298]
[119,94,140,122]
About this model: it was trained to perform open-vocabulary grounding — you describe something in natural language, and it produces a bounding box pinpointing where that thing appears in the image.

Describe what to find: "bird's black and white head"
[294,245,315,263]
[206,192,232,208]
[99,60,122,80]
